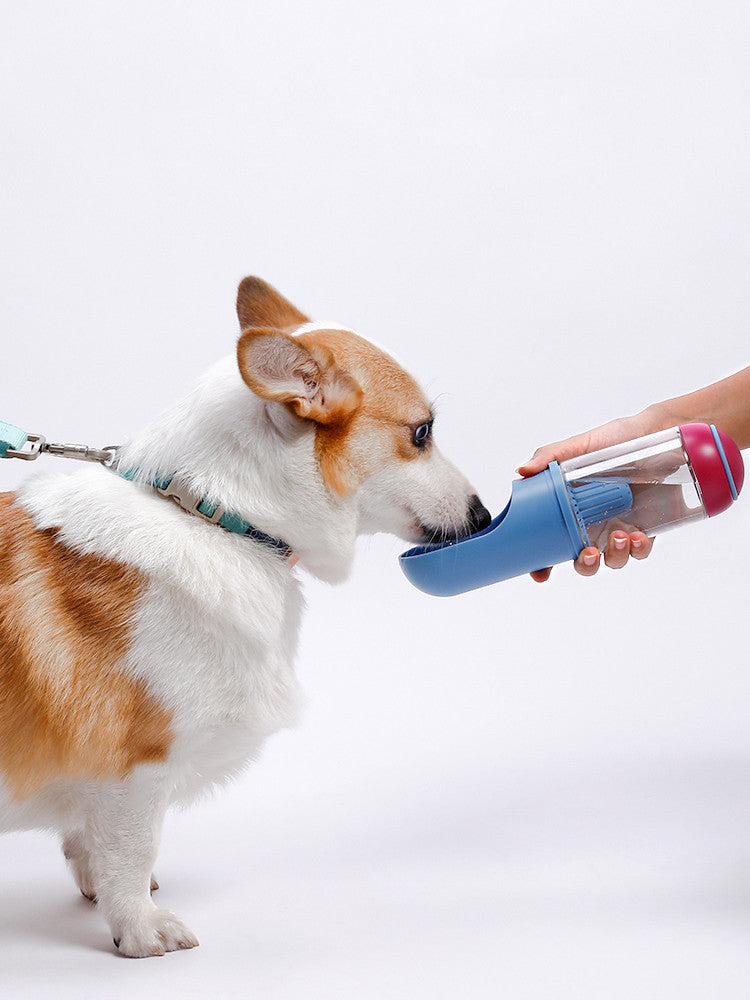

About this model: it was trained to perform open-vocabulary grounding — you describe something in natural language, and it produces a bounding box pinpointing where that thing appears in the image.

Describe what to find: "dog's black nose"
[467,494,492,534]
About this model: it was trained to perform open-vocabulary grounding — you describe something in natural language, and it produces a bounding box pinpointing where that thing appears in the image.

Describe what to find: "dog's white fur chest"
[132,573,304,801]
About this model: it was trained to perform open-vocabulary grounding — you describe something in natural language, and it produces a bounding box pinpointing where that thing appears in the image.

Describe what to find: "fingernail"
[632,538,643,549]
[614,535,628,550]
[583,551,598,566]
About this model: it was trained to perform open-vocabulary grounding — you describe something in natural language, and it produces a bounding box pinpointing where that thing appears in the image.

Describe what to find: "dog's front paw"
[113,907,199,958]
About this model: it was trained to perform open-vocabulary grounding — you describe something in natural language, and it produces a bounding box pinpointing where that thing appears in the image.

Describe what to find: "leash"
[0,420,117,465]
[1,419,295,563]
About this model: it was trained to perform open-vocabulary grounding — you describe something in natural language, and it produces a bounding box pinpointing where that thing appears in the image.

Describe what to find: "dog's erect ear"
[237,328,362,426]
[236,277,310,332]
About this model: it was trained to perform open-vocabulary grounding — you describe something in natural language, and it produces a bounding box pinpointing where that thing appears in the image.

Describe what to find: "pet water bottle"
[399,423,744,596]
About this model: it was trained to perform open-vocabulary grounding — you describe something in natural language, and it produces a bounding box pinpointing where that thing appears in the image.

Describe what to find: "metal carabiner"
[5,433,46,461]
[41,442,119,465]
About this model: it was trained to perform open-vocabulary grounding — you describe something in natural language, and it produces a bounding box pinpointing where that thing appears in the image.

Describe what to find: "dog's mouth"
[418,523,465,546]
[418,495,492,546]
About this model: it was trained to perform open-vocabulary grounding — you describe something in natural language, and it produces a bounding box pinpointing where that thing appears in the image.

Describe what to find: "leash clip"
[43,442,119,465]
[2,431,118,466]
[5,433,46,461]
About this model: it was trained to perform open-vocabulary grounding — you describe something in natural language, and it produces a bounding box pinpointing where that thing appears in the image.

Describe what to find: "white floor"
[4,747,750,1000]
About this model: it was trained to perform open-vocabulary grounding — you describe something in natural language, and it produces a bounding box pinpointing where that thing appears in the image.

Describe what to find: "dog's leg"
[62,829,159,902]
[62,829,97,901]
[85,772,198,958]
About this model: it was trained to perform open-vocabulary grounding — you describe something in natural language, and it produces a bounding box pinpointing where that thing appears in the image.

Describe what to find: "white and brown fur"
[0,278,489,957]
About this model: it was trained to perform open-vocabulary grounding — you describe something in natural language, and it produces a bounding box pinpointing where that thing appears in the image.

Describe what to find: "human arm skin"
[517,366,750,582]
[645,366,750,451]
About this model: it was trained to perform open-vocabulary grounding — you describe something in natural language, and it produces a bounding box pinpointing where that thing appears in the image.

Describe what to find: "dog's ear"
[236,277,310,332]
[237,328,362,427]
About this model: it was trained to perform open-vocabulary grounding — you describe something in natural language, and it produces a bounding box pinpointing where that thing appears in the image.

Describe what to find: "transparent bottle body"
[559,427,706,550]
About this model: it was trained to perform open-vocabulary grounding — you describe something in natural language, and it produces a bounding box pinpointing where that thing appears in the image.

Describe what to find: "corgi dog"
[0,277,490,957]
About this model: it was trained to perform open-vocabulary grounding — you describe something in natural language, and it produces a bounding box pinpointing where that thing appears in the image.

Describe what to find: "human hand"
[517,412,657,582]
[517,412,655,478]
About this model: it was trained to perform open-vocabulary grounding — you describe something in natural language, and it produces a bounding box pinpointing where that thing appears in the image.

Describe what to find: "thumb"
[517,431,598,477]
[516,449,556,477]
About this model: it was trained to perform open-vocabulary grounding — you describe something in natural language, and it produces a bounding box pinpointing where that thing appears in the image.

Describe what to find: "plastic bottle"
[399,423,744,597]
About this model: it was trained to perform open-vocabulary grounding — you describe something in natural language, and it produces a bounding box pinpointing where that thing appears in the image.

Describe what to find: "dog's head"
[235,277,490,546]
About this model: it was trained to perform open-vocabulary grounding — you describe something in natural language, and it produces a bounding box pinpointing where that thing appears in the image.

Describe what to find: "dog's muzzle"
[420,493,491,545]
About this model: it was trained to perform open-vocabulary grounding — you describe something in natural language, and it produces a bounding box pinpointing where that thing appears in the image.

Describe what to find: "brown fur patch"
[237,276,310,332]
[297,329,433,495]
[0,494,173,800]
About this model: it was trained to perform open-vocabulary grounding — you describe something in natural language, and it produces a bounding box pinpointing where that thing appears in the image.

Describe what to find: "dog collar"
[120,468,296,563]
[0,422,296,563]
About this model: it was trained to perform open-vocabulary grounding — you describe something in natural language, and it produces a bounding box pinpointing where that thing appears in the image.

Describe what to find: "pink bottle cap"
[679,423,745,517]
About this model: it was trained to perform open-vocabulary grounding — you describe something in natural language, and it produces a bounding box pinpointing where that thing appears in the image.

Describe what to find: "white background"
[1,2,750,997]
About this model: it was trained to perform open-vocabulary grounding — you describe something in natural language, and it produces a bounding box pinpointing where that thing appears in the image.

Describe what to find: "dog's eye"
[412,421,433,448]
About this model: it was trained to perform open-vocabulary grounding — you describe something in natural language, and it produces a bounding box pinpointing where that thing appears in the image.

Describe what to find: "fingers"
[517,443,573,477]
[530,567,553,583]
[516,432,596,478]
[517,450,557,477]
[531,532,654,582]
[572,531,654,577]
[628,531,654,560]
[533,547,603,582]
[574,547,601,576]
[604,530,631,569]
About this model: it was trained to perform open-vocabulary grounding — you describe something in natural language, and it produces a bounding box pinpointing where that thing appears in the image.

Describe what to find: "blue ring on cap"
[710,424,739,501]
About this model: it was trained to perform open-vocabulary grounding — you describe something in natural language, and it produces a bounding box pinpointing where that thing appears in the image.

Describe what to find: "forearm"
[646,366,750,449]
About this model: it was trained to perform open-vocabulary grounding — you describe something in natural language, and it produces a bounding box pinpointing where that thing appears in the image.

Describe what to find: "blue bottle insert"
[568,479,633,529]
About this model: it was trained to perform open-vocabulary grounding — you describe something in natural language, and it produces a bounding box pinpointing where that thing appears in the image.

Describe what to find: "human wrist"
[641,400,682,434]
